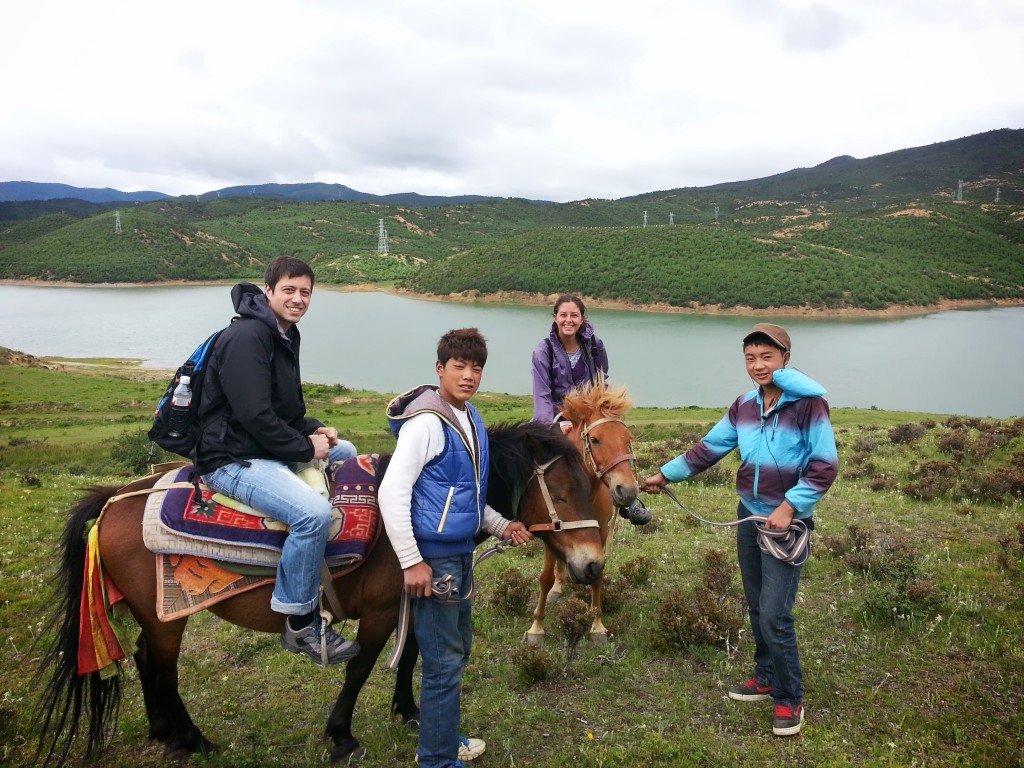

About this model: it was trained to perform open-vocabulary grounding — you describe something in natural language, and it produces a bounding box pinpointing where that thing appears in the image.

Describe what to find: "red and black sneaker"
[773,703,805,736]
[728,678,772,702]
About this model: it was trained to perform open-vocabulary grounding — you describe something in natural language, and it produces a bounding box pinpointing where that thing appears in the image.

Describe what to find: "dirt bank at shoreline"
[3,279,1022,317]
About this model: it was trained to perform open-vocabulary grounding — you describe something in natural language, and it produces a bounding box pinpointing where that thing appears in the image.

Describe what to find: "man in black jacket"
[197,256,359,665]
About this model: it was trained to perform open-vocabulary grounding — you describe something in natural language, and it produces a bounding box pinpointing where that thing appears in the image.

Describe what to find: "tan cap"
[743,323,791,352]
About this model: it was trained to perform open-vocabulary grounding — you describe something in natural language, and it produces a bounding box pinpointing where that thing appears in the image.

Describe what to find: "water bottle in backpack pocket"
[149,329,224,457]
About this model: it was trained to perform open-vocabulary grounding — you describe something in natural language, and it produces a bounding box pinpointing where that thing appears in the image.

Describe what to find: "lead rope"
[658,486,810,567]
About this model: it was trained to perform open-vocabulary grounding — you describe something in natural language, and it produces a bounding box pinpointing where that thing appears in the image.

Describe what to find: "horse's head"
[487,421,604,585]
[560,376,640,508]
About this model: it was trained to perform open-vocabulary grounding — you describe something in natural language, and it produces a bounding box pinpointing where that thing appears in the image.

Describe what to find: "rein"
[659,486,810,567]
[388,456,600,670]
[580,417,635,479]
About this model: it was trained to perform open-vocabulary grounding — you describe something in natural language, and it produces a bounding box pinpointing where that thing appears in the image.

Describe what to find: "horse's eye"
[552,496,567,504]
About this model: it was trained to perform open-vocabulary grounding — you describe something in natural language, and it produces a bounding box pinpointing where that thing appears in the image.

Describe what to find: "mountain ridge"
[4,128,1021,207]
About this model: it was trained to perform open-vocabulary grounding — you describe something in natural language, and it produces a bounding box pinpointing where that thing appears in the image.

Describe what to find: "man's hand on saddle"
[640,472,668,494]
[312,426,340,447]
[403,561,434,598]
[308,432,332,460]
[504,521,533,547]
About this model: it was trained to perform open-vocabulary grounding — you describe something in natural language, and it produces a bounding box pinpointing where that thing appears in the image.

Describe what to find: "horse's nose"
[611,483,639,507]
[582,559,604,585]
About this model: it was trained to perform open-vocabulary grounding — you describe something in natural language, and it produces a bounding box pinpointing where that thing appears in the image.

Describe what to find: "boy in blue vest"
[379,328,534,768]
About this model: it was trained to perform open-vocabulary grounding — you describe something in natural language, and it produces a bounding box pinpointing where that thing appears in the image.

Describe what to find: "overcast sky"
[3,0,1022,202]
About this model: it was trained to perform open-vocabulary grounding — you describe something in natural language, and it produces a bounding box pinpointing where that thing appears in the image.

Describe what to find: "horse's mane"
[485,420,586,519]
[560,374,632,424]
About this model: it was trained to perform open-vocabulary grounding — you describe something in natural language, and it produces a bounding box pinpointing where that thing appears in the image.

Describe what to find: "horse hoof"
[589,631,609,645]
[546,590,563,605]
[330,740,366,763]
[524,632,544,646]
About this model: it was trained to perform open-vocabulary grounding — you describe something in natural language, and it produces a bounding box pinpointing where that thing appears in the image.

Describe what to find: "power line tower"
[642,210,648,227]
[377,219,389,254]
[114,210,122,234]
[956,179,963,201]
[995,188,1001,203]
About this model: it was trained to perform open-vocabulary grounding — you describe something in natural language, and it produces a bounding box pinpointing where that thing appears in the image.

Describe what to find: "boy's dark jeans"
[413,553,473,768]
[735,502,809,708]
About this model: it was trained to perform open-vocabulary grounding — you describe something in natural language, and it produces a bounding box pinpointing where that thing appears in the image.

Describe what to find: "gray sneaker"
[281,619,360,665]
[618,500,653,526]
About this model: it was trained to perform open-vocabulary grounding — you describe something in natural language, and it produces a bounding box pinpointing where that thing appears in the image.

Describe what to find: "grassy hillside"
[0,358,1022,767]
[407,201,1024,309]
[2,130,1022,310]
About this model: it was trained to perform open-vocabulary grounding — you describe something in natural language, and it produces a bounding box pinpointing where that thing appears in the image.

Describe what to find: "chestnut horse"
[35,422,603,765]
[526,378,639,644]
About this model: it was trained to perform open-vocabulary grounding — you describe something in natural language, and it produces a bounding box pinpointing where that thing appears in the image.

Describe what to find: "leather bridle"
[523,455,600,533]
[580,417,636,480]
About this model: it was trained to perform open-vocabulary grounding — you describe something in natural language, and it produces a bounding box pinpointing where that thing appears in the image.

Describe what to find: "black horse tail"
[34,486,122,767]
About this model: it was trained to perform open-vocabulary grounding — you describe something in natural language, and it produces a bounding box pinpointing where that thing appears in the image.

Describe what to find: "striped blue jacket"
[660,368,838,519]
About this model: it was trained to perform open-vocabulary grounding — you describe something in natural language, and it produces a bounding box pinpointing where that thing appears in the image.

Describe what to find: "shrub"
[964,467,1024,503]
[869,473,898,492]
[618,555,655,587]
[598,575,626,615]
[557,596,595,660]
[852,435,879,453]
[510,644,558,684]
[487,567,534,616]
[903,460,958,501]
[936,429,970,459]
[860,578,944,624]
[690,465,732,486]
[110,426,171,474]
[654,548,744,652]
[888,423,927,444]
[844,461,877,480]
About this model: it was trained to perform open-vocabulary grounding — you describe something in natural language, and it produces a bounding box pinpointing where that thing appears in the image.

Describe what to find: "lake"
[2,284,1023,418]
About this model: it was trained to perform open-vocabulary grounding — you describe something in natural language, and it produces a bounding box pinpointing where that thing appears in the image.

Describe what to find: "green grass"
[1,361,1022,767]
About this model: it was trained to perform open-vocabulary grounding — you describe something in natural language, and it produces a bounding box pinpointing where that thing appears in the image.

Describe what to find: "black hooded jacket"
[194,282,322,475]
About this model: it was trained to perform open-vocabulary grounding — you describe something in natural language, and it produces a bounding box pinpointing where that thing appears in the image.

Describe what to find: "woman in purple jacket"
[530,295,650,525]
[530,294,608,423]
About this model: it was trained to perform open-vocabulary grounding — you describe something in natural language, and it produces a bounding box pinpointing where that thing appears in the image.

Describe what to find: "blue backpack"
[148,329,224,458]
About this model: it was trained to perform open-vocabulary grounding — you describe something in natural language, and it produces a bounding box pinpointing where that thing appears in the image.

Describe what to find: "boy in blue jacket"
[379,328,533,768]
[642,323,838,737]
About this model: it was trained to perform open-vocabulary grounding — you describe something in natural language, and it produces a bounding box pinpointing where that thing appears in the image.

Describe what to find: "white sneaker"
[459,736,486,761]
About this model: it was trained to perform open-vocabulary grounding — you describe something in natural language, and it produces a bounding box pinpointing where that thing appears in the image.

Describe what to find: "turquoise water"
[3,284,1022,417]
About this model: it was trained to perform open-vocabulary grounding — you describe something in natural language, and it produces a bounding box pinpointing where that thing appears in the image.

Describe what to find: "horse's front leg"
[549,559,566,604]
[526,548,556,645]
[588,574,609,643]
[588,500,612,643]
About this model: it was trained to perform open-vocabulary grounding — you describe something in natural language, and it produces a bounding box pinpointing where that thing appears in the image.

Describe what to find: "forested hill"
[1,129,1022,311]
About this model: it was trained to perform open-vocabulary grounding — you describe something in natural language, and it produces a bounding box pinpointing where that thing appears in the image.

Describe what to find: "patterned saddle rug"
[140,455,383,620]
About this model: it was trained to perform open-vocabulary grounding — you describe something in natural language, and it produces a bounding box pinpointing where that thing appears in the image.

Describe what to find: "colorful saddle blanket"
[142,455,382,569]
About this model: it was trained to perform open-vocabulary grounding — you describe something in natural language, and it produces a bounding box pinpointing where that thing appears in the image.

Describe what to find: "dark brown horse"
[526,378,640,644]
[35,421,603,765]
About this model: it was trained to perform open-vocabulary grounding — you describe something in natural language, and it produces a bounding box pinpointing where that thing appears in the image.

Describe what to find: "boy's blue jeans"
[413,553,473,768]
[735,502,809,708]
[201,441,356,615]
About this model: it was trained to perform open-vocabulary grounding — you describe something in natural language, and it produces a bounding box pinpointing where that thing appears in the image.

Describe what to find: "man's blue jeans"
[735,502,809,708]
[413,553,473,768]
[201,441,356,615]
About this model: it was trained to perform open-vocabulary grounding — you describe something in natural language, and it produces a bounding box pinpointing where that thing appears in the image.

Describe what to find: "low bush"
[486,567,534,616]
